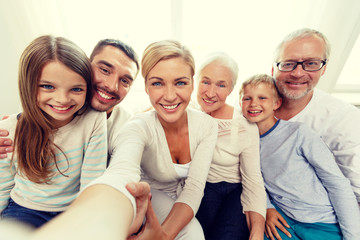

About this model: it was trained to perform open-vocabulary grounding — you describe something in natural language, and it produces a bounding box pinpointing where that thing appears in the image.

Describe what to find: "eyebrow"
[148,76,190,81]
[38,80,86,87]
[97,60,134,82]
[97,60,114,69]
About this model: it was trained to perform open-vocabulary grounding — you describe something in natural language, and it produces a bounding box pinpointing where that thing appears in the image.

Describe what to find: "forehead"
[278,36,326,61]
[200,62,232,81]
[92,45,137,77]
[149,57,192,78]
[40,61,85,85]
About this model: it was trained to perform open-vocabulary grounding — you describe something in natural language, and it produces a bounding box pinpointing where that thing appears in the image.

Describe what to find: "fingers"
[277,213,290,228]
[276,213,291,238]
[126,182,151,198]
[0,129,10,137]
[0,137,13,159]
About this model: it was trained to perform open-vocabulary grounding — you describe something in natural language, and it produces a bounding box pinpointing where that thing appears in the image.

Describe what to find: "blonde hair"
[141,40,195,80]
[240,74,281,100]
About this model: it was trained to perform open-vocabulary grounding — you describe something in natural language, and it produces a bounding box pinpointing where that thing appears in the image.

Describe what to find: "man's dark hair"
[90,39,139,73]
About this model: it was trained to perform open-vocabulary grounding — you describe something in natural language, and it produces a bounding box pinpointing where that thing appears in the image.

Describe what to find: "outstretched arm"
[32,184,134,240]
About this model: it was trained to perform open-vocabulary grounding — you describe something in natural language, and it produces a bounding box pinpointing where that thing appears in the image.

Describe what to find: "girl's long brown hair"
[13,35,93,183]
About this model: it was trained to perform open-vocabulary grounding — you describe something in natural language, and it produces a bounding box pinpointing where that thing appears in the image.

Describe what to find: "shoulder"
[71,108,107,126]
[234,111,258,133]
[187,107,217,127]
[312,89,359,114]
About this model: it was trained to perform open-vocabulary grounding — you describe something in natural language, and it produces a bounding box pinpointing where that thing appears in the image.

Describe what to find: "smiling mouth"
[97,89,114,100]
[248,110,262,114]
[51,105,73,111]
[203,98,216,104]
[161,103,180,110]
[286,81,306,85]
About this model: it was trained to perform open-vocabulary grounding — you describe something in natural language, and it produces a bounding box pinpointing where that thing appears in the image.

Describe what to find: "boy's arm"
[264,208,291,240]
[264,193,291,240]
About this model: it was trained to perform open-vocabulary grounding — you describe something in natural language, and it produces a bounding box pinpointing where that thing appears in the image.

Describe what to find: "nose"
[104,76,119,92]
[55,90,70,104]
[205,85,216,98]
[290,63,306,78]
[249,98,259,107]
[164,85,177,102]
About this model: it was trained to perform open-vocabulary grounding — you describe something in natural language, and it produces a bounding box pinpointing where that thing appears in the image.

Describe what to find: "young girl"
[0,35,108,228]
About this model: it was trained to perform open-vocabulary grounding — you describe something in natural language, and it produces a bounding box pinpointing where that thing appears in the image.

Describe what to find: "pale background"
[1,0,359,116]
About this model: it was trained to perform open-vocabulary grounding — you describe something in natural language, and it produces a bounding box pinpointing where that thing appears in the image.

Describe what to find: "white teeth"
[98,90,112,99]
[204,99,215,103]
[53,106,71,111]
[249,110,261,113]
[162,104,179,110]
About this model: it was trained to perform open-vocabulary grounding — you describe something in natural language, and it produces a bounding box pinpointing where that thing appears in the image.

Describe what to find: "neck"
[275,91,314,120]
[158,112,188,133]
[106,108,114,119]
[257,116,278,136]
[208,104,234,119]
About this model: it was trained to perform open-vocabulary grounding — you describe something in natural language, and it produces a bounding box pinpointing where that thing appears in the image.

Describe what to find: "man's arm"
[0,129,12,159]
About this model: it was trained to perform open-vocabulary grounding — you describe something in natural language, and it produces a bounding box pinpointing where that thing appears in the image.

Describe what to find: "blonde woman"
[33,40,218,240]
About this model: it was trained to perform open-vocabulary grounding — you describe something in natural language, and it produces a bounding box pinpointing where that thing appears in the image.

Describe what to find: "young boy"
[239,74,360,240]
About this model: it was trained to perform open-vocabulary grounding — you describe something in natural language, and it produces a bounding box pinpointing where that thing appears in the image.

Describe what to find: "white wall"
[1,0,360,116]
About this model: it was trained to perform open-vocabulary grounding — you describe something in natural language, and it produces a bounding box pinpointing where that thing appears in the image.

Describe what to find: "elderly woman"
[195,52,266,240]
[32,40,218,240]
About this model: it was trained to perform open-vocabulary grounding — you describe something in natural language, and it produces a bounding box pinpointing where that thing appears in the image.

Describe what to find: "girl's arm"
[79,111,108,189]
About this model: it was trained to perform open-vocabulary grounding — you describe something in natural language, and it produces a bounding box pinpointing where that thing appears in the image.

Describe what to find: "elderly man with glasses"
[266,28,360,240]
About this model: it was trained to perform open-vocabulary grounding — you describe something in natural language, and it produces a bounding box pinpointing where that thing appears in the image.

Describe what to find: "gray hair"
[273,28,331,62]
[197,52,239,88]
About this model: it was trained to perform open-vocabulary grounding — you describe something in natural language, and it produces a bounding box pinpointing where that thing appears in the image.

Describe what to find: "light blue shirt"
[260,120,360,239]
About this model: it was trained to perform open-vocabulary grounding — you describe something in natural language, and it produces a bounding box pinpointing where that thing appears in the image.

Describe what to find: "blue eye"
[152,82,162,86]
[72,88,84,92]
[219,84,225,88]
[202,81,210,85]
[176,81,186,86]
[40,84,54,90]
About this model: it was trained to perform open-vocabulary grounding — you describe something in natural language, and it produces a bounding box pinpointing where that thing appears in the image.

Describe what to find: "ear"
[320,63,327,76]
[271,66,275,76]
[145,84,149,95]
[273,97,282,111]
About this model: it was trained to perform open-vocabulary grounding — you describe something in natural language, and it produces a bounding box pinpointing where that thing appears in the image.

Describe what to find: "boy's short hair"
[239,74,281,100]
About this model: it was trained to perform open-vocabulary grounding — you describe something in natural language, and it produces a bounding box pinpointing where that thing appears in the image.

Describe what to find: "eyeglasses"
[276,60,327,72]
